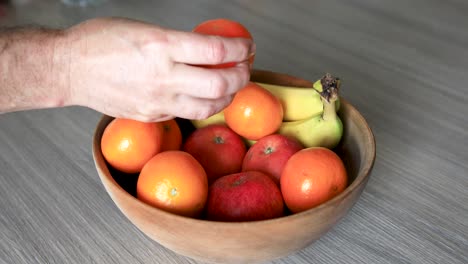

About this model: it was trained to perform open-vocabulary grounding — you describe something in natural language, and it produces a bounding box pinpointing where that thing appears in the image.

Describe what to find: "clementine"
[101,118,164,174]
[160,119,182,151]
[193,18,254,68]
[136,151,208,218]
[224,82,283,140]
[280,147,348,213]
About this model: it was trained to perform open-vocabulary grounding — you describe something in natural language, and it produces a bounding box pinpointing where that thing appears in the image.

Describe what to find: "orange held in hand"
[224,82,284,140]
[160,119,182,151]
[280,147,348,213]
[193,18,254,68]
[101,118,164,174]
[136,151,209,218]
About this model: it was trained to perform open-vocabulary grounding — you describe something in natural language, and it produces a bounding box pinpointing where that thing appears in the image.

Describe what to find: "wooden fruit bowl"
[92,69,376,264]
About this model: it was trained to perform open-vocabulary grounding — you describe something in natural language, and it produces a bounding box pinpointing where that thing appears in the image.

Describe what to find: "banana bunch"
[190,73,343,149]
[257,82,340,121]
[277,74,342,149]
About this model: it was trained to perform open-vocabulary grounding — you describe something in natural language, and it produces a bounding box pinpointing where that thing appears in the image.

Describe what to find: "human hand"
[61,17,255,122]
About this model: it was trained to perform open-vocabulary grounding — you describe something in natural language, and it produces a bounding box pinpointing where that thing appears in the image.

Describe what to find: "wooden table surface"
[1,0,467,263]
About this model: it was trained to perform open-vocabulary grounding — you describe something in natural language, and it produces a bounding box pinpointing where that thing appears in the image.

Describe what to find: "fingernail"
[249,42,256,56]
[247,61,252,72]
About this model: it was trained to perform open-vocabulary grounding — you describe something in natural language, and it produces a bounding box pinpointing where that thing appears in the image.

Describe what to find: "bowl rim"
[92,98,376,227]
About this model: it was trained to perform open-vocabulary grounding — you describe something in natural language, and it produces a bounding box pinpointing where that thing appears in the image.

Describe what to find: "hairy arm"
[0,26,70,113]
[0,18,253,121]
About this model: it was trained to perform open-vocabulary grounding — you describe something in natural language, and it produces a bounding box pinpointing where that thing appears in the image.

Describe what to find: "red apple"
[242,134,303,185]
[183,124,247,184]
[205,171,284,222]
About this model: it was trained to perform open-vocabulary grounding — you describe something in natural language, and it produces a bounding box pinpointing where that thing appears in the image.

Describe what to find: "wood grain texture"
[1,0,467,263]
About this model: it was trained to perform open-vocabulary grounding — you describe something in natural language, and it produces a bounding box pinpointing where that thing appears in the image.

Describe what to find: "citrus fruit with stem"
[136,151,208,218]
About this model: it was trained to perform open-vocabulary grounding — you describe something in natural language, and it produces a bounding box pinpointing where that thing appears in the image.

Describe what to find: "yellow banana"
[276,74,343,149]
[190,74,343,150]
[256,82,340,122]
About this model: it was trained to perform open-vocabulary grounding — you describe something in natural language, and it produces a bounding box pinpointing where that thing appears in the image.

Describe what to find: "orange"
[160,119,182,151]
[101,118,164,174]
[136,151,208,218]
[280,147,348,213]
[193,18,253,39]
[224,82,283,140]
[193,18,254,68]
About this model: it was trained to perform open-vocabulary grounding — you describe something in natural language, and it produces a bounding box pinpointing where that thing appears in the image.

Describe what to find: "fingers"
[165,94,234,121]
[167,30,255,65]
[166,62,250,99]
[129,92,234,122]
[131,114,175,123]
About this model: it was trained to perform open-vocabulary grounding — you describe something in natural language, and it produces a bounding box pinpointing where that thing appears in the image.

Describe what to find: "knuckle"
[191,105,216,120]
[223,94,236,106]
[146,30,170,51]
[144,32,174,70]
[136,104,151,117]
[238,40,251,59]
[190,111,207,120]
[150,79,167,97]
[208,37,227,64]
[207,75,228,98]
[237,64,251,86]
[137,101,162,119]
[140,116,154,123]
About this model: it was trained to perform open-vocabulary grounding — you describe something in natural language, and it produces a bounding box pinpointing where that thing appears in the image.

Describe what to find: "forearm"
[0,17,254,121]
[0,26,70,113]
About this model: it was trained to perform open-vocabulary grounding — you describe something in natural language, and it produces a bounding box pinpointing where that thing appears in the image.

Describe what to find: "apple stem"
[265,147,274,154]
[214,136,224,144]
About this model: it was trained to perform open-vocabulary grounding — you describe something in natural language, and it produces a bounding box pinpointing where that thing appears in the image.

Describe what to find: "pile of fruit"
[100,19,348,222]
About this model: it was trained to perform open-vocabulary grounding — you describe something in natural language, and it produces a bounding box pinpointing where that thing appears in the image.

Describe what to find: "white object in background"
[61,0,106,7]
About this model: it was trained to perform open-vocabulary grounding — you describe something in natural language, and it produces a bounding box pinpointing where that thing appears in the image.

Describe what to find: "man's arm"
[0,18,253,121]
[0,26,70,113]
